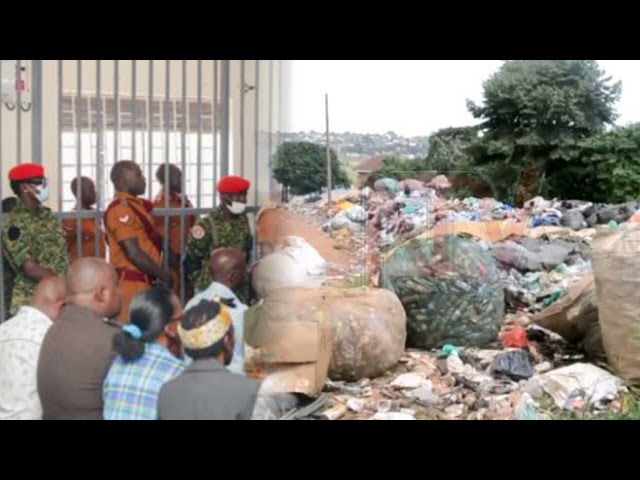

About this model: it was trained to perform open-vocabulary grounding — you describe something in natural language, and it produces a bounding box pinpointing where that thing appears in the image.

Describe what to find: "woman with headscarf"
[103,283,184,420]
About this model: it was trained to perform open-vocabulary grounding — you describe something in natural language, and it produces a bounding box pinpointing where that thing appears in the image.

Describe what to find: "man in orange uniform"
[103,161,173,324]
[62,177,106,263]
[153,164,196,299]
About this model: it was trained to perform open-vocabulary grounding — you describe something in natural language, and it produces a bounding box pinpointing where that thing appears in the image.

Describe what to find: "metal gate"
[0,59,281,322]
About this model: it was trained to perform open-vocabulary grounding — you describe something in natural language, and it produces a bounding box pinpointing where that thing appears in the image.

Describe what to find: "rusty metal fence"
[0,59,281,322]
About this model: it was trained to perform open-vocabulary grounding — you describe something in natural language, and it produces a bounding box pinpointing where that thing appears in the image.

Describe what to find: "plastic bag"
[345,205,367,224]
[325,210,363,232]
[251,236,327,298]
[373,178,400,194]
[539,363,624,409]
[490,350,534,381]
[515,393,540,420]
[561,210,586,231]
[381,234,504,349]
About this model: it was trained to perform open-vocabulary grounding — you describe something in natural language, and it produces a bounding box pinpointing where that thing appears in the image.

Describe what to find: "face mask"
[34,185,50,203]
[227,201,246,215]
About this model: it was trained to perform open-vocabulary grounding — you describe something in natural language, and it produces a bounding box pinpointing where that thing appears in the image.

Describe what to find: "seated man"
[184,247,248,375]
[0,277,66,419]
[157,297,260,420]
[37,258,122,420]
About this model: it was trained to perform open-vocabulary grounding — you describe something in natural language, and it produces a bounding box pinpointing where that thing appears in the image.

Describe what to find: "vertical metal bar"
[268,60,273,177]
[31,60,43,164]
[16,60,22,164]
[196,60,202,209]
[57,61,63,212]
[163,60,170,270]
[0,59,4,322]
[95,60,104,257]
[220,60,230,178]
[132,60,137,161]
[253,61,260,263]
[240,60,245,176]
[76,60,83,259]
[180,60,188,305]
[148,60,154,199]
[114,60,120,162]
[325,93,331,204]
[213,60,218,207]
[254,61,260,208]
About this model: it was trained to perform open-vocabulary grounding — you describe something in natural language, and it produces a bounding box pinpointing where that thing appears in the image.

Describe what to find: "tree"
[422,126,478,173]
[565,123,640,203]
[467,60,621,201]
[368,156,422,183]
[272,141,351,201]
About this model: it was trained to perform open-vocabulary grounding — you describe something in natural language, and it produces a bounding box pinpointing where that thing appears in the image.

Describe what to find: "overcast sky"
[281,60,640,137]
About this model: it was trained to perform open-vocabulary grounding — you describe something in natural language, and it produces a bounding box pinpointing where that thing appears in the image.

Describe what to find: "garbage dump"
[261,174,640,419]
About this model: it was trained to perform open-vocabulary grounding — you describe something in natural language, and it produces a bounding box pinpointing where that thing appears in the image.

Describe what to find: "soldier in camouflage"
[184,175,253,302]
[1,163,69,316]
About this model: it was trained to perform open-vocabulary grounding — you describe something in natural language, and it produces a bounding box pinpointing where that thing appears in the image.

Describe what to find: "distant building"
[353,155,384,187]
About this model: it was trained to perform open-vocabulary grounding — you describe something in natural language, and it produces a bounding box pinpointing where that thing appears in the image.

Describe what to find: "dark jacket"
[37,304,119,420]
[157,358,260,420]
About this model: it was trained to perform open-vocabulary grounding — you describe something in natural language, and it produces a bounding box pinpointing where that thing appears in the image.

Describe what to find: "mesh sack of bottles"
[380,234,505,349]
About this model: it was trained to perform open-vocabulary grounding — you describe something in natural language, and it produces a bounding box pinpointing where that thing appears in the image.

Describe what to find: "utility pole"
[325,93,331,203]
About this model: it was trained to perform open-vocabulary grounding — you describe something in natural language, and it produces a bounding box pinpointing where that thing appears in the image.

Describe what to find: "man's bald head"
[31,276,66,321]
[66,258,122,320]
[209,247,248,292]
[110,160,146,196]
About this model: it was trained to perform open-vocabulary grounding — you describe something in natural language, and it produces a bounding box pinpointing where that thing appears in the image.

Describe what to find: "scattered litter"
[320,404,348,420]
[410,386,440,405]
[391,373,427,389]
[515,393,540,420]
[346,398,366,413]
[446,355,466,375]
[371,412,416,420]
[539,363,624,409]
[444,404,464,417]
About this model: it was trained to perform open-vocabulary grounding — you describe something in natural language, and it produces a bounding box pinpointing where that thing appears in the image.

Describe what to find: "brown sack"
[531,275,605,360]
[592,225,640,383]
[246,286,406,383]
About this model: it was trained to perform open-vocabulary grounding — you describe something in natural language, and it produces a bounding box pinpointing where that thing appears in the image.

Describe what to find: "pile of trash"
[271,177,640,419]
[277,322,627,420]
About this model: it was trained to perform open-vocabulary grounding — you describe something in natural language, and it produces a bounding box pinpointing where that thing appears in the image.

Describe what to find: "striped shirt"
[103,343,184,420]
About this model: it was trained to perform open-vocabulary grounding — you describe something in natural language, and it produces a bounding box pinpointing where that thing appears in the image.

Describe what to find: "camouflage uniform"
[1,255,14,320]
[1,202,69,315]
[185,207,253,301]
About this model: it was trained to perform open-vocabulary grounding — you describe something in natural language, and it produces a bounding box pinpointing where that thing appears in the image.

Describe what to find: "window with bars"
[60,94,224,211]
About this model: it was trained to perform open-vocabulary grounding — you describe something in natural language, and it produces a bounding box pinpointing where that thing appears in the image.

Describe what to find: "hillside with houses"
[278,131,430,161]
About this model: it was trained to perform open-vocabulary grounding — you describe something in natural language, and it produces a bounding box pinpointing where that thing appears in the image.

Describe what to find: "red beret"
[8,162,45,181]
[217,175,250,194]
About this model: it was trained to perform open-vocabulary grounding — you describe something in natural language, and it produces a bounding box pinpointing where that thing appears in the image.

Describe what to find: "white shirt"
[184,282,247,375]
[0,306,53,420]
